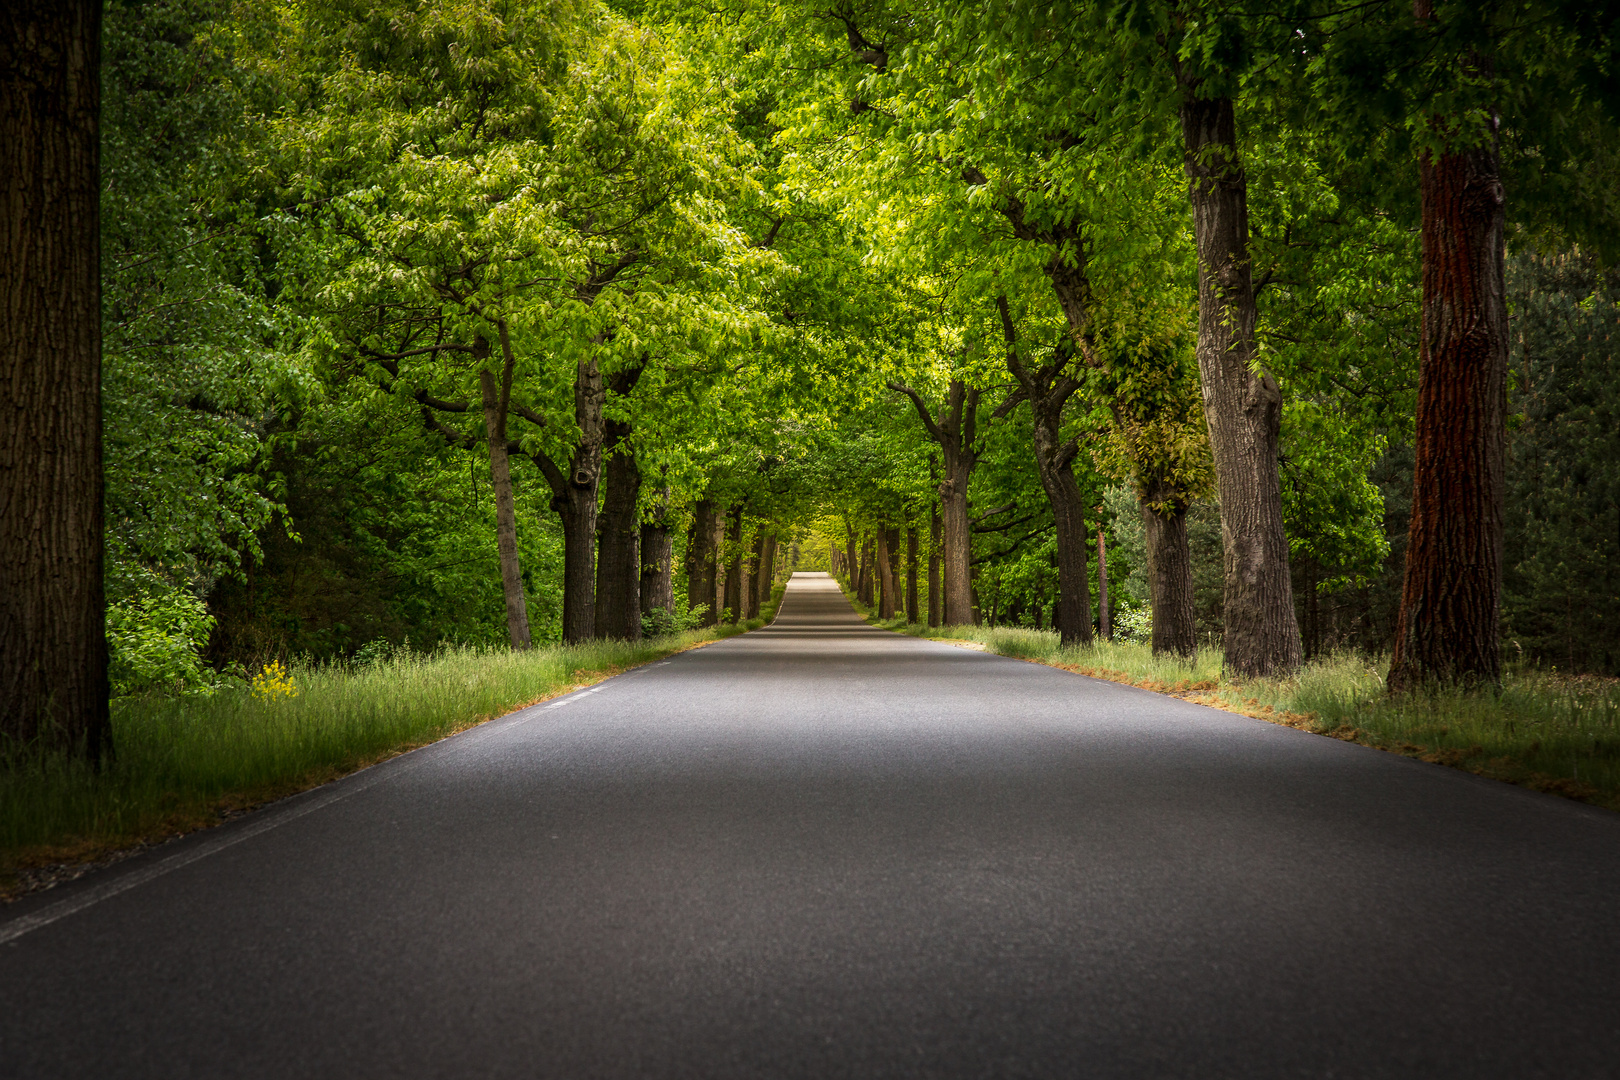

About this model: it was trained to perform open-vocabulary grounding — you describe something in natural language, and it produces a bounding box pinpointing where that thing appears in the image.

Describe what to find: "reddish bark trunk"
[1389,137,1507,690]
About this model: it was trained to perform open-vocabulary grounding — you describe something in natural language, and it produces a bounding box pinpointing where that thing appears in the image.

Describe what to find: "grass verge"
[0,587,785,900]
[855,603,1620,814]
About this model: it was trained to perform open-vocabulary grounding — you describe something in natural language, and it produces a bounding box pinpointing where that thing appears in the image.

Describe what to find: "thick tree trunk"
[0,0,108,757]
[685,500,719,627]
[875,526,896,619]
[1389,136,1507,690]
[480,366,531,649]
[745,531,764,619]
[724,505,743,624]
[906,526,920,623]
[1142,489,1197,658]
[844,521,858,591]
[1096,523,1111,641]
[1178,88,1301,677]
[593,422,640,640]
[928,506,942,627]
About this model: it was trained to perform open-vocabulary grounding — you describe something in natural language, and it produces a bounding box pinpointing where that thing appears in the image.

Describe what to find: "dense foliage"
[96,0,1620,688]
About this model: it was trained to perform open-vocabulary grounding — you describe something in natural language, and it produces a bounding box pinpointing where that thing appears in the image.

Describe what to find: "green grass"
[859,606,1620,813]
[1,587,785,891]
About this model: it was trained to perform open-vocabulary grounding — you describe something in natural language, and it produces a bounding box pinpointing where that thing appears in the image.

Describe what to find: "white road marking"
[0,750,431,947]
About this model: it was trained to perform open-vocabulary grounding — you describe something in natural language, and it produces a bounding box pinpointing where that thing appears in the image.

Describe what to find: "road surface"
[3,572,1618,1077]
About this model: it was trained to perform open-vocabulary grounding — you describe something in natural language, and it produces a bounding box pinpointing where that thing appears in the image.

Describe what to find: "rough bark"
[1389,133,1508,690]
[906,526,920,624]
[928,506,942,627]
[1178,86,1301,677]
[685,500,719,627]
[0,0,108,756]
[892,381,980,624]
[479,361,531,649]
[1141,487,1197,658]
[724,505,743,624]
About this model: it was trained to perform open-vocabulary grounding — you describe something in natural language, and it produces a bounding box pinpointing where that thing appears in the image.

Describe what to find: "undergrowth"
[0,588,785,893]
[860,608,1620,813]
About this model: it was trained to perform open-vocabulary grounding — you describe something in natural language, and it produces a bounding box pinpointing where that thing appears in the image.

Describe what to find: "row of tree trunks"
[0,0,110,757]
[1176,86,1303,678]
[874,527,897,618]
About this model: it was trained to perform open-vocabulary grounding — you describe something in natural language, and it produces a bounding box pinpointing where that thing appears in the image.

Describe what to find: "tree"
[1,0,111,757]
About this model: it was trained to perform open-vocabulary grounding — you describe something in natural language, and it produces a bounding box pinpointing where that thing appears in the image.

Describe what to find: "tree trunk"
[844,520,858,591]
[745,531,764,619]
[906,526,920,624]
[724,505,743,624]
[593,420,640,640]
[1389,134,1507,690]
[893,380,980,625]
[757,533,776,614]
[1037,456,1093,647]
[928,506,942,627]
[996,295,1091,646]
[1178,87,1301,677]
[1096,522,1111,641]
[640,510,674,633]
[856,534,872,605]
[556,355,605,643]
[875,526,896,619]
[711,506,726,620]
[0,0,109,757]
[685,499,719,627]
[480,365,531,649]
[1142,489,1197,659]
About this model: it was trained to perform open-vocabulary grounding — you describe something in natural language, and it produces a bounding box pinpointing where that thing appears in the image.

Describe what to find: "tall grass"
[1,589,784,885]
[870,612,1620,812]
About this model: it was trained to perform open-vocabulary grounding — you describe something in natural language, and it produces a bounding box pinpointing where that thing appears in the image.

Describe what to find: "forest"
[3,0,1620,860]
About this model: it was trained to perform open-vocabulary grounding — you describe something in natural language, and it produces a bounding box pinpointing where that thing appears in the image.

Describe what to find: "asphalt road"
[4,572,1619,1078]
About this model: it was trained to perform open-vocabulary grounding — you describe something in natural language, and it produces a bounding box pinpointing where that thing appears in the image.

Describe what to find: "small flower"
[251,659,298,702]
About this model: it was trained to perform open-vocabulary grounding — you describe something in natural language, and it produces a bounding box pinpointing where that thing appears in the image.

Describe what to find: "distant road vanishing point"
[4,572,1619,1077]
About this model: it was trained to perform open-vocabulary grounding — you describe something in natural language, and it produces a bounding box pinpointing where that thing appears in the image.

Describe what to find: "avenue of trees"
[2,0,1617,756]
